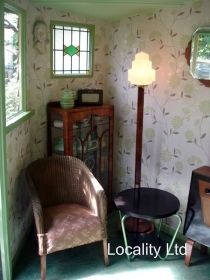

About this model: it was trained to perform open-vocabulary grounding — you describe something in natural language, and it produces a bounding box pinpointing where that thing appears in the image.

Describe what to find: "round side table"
[114,187,181,261]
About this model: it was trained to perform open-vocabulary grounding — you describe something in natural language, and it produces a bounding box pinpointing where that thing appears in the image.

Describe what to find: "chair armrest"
[80,163,107,224]
[24,170,45,235]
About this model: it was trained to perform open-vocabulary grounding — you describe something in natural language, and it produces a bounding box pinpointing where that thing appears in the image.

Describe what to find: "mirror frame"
[185,29,210,87]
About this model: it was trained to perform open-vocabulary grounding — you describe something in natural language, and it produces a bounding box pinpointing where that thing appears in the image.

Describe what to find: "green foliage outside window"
[4,6,22,121]
[197,33,210,61]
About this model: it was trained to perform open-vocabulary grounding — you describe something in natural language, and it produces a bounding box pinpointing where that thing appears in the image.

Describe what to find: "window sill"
[6,111,34,134]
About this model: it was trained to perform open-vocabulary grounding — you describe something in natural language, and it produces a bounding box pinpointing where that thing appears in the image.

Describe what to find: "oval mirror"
[190,27,210,80]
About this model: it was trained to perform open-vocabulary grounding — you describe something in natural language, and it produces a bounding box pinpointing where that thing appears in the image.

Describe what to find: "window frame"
[50,21,95,78]
[0,1,13,279]
[4,2,33,133]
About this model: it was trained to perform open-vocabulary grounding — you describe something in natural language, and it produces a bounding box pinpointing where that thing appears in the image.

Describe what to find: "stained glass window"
[51,22,94,77]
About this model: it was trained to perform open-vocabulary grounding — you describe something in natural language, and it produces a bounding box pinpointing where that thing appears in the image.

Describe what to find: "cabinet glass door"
[93,115,109,192]
[51,113,64,155]
[73,115,110,193]
[73,116,97,175]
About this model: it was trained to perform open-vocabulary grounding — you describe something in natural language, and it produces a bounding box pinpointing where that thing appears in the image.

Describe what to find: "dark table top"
[114,187,180,220]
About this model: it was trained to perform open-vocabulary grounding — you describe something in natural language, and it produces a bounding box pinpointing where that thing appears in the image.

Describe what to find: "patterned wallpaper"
[6,0,210,258]
[106,0,210,223]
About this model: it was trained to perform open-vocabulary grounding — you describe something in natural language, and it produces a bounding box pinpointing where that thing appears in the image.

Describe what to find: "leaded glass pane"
[54,28,63,49]
[55,50,63,71]
[65,26,72,31]
[64,54,71,71]
[86,53,90,69]
[72,54,79,72]
[64,70,71,75]
[80,52,88,70]
[87,31,90,51]
[63,30,71,46]
[72,30,79,47]
[55,70,63,75]
[73,27,80,32]
[80,31,87,51]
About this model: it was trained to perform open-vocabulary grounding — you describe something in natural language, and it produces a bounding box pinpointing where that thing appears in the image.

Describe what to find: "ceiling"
[29,0,190,21]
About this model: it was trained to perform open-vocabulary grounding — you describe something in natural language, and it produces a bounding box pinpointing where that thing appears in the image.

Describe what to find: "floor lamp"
[127,52,156,233]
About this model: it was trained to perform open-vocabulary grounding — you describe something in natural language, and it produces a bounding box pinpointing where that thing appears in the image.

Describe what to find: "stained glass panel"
[51,22,94,76]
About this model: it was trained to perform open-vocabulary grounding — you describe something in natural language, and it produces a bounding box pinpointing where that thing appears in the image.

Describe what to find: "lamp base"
[117,217,154,235]
[125,217,154,234]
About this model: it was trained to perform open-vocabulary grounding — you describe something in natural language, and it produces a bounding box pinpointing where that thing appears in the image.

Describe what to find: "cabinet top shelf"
[48,101,114,113]
[47,102,114,124]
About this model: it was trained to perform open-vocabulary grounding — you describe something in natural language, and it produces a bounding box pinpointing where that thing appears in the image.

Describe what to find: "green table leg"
[119,211,135,261]
[158,214,182,260]
[157,218,163,237]
[119,212,181,261]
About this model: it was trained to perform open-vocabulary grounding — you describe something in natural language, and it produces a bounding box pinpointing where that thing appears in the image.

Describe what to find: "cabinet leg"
[185,239,195,266]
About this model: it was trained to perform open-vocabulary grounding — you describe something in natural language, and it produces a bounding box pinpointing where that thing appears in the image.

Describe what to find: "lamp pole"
[135,86,144,187]
[130,85,154,234]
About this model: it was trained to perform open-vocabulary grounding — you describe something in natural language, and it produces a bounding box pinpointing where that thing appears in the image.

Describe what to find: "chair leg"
[102,239,109,266]
[40,255,46,280]
[185,239,195,266]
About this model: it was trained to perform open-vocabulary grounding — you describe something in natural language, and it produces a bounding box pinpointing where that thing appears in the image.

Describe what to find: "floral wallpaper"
[6,0,210,258]
[106,0,210,225]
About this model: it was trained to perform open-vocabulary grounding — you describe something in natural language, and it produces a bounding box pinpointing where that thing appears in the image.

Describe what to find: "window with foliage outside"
[4,4,25,122]
[51,22,94,77]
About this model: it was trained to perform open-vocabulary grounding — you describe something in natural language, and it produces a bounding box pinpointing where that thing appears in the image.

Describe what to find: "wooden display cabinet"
[47,102,114,205]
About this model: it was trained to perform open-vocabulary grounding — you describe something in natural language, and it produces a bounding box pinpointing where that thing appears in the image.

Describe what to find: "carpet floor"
[13,212,210,280]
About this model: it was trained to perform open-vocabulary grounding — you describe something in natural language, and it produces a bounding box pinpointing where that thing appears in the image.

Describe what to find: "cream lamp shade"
[128,52,156,86]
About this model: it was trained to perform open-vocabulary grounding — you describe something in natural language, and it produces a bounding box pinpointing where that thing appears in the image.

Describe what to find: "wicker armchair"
[25,156,109,280]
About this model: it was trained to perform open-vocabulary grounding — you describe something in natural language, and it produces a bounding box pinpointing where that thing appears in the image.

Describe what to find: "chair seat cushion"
[42,204,104,254]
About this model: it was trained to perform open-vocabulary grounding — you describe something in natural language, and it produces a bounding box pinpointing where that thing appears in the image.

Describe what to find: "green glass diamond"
[64,44,79,56]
